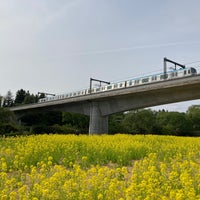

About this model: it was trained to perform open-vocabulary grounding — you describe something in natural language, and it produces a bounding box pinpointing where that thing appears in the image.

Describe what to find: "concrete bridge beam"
[10,75,200,135]
[89,102,108,134]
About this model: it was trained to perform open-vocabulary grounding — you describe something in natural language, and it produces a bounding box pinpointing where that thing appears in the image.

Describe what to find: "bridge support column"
[89,102,108,135]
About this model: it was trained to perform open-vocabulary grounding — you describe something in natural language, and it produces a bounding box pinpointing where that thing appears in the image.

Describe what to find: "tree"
[156,111,192,136]
[0,107,18,135]
[3,90,14,107]
[62,112,89,133]
[122,109,156,134]
[108,113,125,134]
[0,95,3,107]
[15,89,39,105]
[21,111,63,126]
[0,107,16,124]
[23,92,37,104]
[187,105,200,131]
[15,89,26,105]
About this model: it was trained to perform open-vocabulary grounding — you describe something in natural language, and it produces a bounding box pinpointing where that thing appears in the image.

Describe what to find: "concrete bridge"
[11,75,200,134]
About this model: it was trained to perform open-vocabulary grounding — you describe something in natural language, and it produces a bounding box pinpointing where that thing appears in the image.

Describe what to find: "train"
[38,67,197,103]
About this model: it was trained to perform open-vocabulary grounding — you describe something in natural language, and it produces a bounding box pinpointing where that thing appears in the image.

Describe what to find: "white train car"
[38,67,197,103]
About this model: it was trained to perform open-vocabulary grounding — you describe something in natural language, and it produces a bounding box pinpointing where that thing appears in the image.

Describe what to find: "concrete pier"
[10,75,200,134]
[89,102,108,134]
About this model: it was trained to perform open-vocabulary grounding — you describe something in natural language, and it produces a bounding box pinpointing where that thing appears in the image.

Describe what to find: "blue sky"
[0,0,200,111]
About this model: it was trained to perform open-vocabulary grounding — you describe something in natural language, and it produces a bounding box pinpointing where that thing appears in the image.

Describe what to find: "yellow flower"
[1,162,7,172]
[97,193,103,200]
[9,191,17,200]
[82,156,88,162]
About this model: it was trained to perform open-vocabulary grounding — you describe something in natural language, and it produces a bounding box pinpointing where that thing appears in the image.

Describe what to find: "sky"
[0,0,200,112]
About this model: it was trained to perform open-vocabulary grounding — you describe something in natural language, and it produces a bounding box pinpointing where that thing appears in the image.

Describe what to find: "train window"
[172,72,178,77]
[160,74,168,80]
[129,80,133,85]
[171,72,177,77]
[135,79,140,84]
[142,78,149,83]
[96,88,100,92]
[107,85,112,90]
[119,83,123,87]
[152,76,157,81]
[114,84,118,88]
[188,70,191,74]
[191,68,197,74]
[81,91,85,95]
[184,70,187,75]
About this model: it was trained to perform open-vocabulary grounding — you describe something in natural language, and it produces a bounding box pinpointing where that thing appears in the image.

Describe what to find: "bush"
[31,124,78,134]
[0,123,19,135]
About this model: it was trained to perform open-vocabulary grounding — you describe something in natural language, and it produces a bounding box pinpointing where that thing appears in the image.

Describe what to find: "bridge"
[11,75,200,134]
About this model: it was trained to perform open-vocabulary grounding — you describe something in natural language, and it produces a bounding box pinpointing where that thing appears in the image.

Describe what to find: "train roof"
[111,67,195,84]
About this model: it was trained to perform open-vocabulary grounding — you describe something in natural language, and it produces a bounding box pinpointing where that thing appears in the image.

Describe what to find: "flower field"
[1,134,200,199]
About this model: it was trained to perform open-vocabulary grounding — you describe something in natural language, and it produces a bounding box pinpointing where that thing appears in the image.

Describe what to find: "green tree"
[15,89,39,105]
[0,107,16,124]
[122,109,156,134]
[108,113,125,134]
[23,92,37,104]
[15,89,26,105]
[0,107,18,135]
[62,112,89,133]
[21,111,62,126]
[3,90,14,107]
[187,105,200,131]
[156,111,192,136]
[0,95,3,107]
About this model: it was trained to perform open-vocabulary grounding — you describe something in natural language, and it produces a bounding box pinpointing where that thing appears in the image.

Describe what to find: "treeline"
[0,105,199,136]
[0,89,42,107]
[0,89,200,136]
[109,106,200,136]
[0,107,90,136]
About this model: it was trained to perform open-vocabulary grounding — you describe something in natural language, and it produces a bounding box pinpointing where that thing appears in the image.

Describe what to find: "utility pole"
[38,92,55,97]
[0,97,4,107]
[163,57,185,79]
[90,78,110,93]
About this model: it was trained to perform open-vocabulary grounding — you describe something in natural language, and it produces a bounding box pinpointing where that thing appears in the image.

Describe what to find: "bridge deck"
[11,74,200,112]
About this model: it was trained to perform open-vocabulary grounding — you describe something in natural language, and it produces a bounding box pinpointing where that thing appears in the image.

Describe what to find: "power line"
[109,68,162,84]
[62,59,200,94]
[109,60,200,84]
